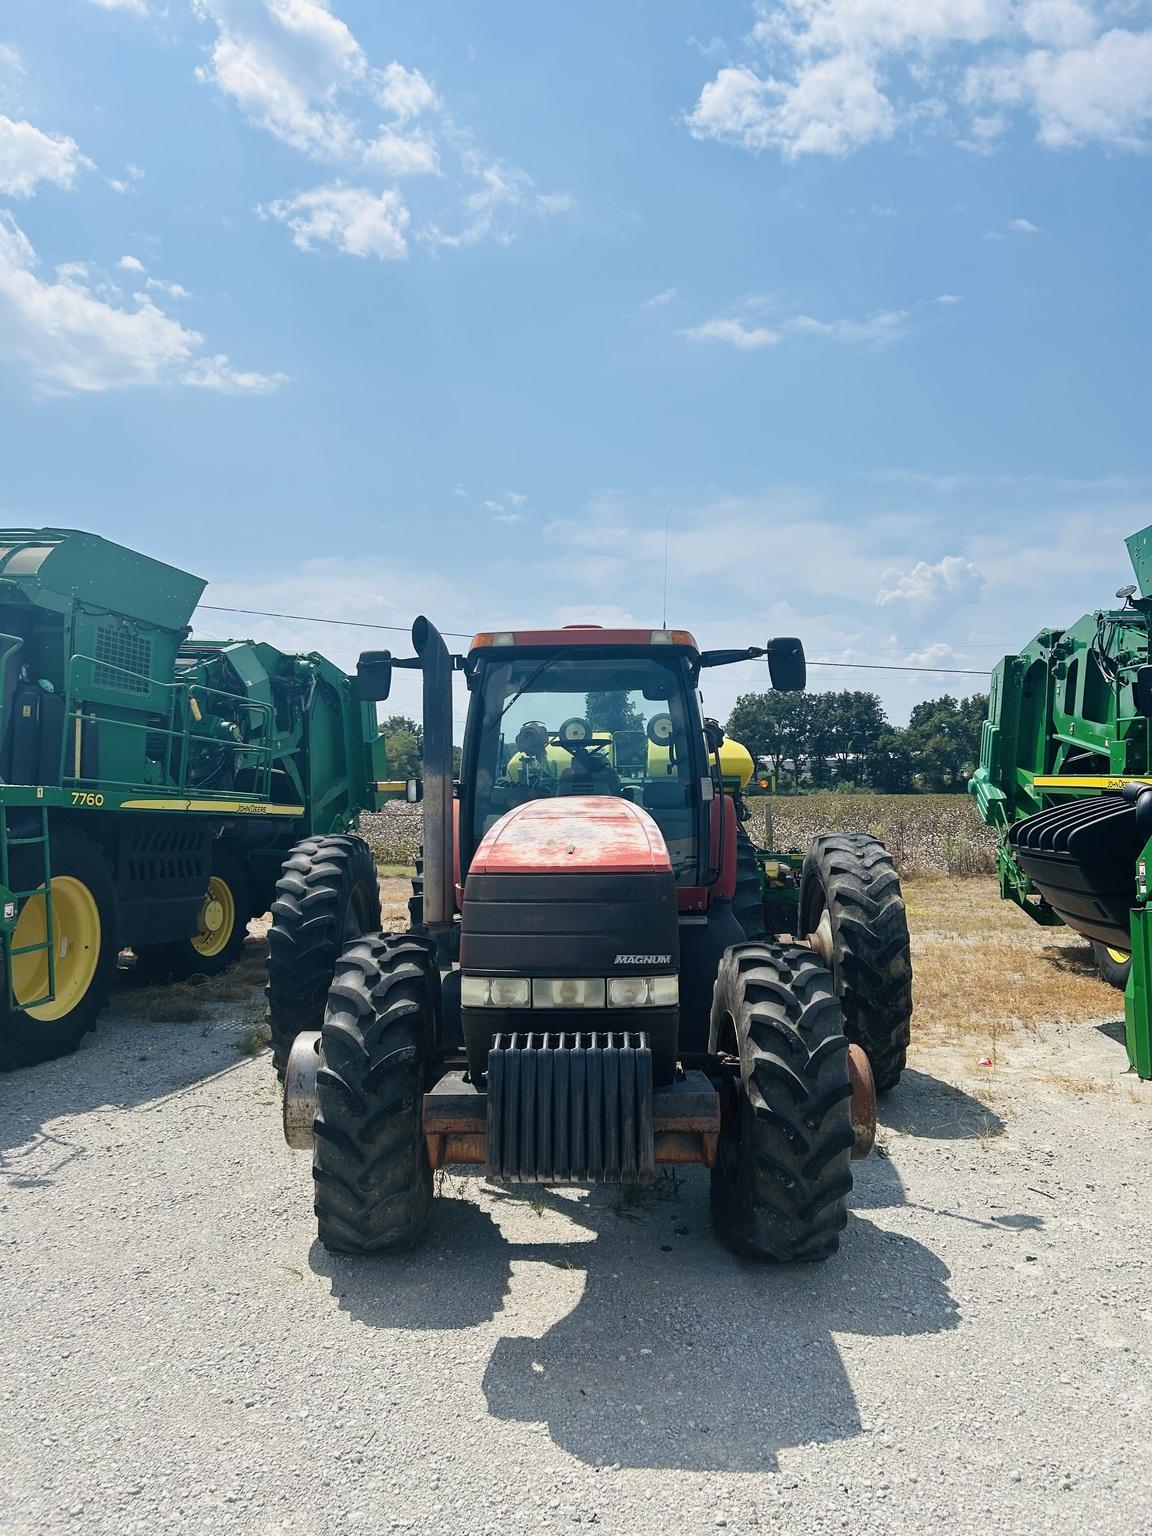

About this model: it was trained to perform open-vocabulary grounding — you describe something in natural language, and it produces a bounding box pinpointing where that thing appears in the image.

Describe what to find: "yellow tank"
[647,732,755,789]
[718,734,755,790]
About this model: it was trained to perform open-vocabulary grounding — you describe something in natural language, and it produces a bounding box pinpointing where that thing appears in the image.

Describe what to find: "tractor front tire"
[799,834,912,1093]
[313,934,437,1255]
[733,822,767,942]
[266,835,381,1076]
[1092,942,1131,990]
[134,844,250,983]
[709,942,854,1262]
[0,830,117,1072]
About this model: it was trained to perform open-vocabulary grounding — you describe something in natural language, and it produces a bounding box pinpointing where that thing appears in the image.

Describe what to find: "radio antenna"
[661,509,672,627]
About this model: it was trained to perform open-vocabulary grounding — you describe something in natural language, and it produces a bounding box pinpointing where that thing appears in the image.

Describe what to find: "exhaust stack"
[412,616,454,933]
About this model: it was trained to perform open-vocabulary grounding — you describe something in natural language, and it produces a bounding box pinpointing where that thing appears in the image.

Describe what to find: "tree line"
[725,690,988,794]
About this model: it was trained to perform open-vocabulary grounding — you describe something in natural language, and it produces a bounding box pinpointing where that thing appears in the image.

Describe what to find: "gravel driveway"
[2,949,1150,1536]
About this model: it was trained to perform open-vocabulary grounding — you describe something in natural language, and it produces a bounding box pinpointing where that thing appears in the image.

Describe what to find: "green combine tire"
[732,822,767,942]
[1092,942,1131,991]
[709,942,853,1262]
[799,834,912,1093]
[266,834,381,1076]
[134,845,250,983]
[0,830,117,1072]
[313,934,436,1255]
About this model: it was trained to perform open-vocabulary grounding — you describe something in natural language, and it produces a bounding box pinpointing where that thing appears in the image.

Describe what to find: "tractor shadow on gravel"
[876,1068,1005,1140]
[313,1170,960,1473]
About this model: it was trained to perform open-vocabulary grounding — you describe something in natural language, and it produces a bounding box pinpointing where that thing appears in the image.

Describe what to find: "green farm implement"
[970,522,1152,1080]
[0,528,393,1070]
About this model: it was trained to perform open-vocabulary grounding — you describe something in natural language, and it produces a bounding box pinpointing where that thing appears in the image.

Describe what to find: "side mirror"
[703,718,725,753]
[354,650,393,701]
[1135,666,1152,718]
[767,637,806,692]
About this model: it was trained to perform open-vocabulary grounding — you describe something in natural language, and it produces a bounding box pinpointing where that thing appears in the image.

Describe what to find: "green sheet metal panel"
[0,529,204,631]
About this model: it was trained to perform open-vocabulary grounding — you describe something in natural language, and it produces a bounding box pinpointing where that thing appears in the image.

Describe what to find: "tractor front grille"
[486,1030,655,1185]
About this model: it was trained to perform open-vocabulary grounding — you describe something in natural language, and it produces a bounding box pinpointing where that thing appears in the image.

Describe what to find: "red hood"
[470,796,672,876]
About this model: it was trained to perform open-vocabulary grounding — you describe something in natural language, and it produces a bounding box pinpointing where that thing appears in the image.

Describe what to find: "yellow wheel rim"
[1106,947,1130,965]
[13,876,102,1022]
[190,875,236,958]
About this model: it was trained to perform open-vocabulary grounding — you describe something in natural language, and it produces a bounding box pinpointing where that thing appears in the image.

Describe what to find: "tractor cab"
[462,627,711,887]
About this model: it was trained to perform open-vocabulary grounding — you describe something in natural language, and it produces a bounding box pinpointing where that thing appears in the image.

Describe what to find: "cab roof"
[469,625,699,655]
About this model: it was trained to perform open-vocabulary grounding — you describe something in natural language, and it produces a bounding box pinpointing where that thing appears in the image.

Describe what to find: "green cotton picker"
[970,522,1152,1081]
[0,529,394,1071]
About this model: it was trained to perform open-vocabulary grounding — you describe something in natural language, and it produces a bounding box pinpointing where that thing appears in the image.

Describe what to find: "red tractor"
[275,620,912,1262]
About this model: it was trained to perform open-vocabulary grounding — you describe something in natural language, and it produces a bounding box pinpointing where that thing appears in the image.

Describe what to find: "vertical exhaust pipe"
[412,616,454,934]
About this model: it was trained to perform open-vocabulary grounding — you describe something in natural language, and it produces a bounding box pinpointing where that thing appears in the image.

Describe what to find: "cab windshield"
[466,651,702,882]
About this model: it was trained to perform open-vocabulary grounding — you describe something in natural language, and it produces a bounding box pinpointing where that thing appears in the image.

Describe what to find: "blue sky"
[1,0,1149,728]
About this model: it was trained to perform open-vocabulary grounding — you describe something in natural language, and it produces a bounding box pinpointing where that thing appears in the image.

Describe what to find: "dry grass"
[905,875,1120,1056]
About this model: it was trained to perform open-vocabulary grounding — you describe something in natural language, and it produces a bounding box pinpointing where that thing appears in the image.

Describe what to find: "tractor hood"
[470,796,672,877]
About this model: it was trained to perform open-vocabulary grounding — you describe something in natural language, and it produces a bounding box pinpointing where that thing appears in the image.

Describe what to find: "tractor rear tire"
[134,844,250,983]
[266,835,381,1077]
[0,830,117,1072]
[313,933,437,1255]
[733,822,766,941]
[799,834,912,1093]
[709,942,854,1261]
[1092,942,1131,990]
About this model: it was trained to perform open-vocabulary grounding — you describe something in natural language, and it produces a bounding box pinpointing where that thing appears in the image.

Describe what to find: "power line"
[195,603,990,674]
[197,604,472,639]
[809,660,988,676]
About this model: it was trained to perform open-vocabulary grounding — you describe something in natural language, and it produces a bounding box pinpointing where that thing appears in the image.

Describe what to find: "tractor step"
[422,1049,720,1182]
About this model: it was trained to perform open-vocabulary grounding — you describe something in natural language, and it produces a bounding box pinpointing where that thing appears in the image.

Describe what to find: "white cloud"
[193,0,367,160]
[689,55,896,158]
[876,554,986,609]
[374,61,437,121]
[505,490,528,508]
[87,0,148,12]
[118,254,146,272]
[681,317,780,349]
[640,287,678,310]
[683,306,913,349]
[192,2,561,255]
[785,308,909,344]
[0,211,284,395]
[1010,216,1040,232]
[146,276,193,299]
[966,26,1152,148]
[260,183,410,258]
[933,292,963,304]
[0,114,92,197]
[492,510,525,525]
[362,129,438,176]
[689,1,1152,157]
[429,155,541,248]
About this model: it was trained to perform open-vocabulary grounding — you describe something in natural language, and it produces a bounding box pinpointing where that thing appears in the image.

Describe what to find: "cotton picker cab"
[281,621,913,1261]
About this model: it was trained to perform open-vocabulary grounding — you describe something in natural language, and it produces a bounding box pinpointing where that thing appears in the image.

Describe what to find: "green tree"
[866,729,915,792]
[727,692,815,790]
[819,691,890,787]
[906,694,988,792]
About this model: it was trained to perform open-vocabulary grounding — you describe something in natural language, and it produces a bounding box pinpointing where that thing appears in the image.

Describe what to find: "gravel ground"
[2,946,1151,1536]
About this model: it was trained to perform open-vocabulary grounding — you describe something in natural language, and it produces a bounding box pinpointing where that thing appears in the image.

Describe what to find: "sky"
[1,0,1150,731]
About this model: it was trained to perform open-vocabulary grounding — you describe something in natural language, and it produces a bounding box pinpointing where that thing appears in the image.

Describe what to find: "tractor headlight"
[532,977,607,1009]
[461,975,676,1009]
[607,975,679,1008]
[461,976,532,1009]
